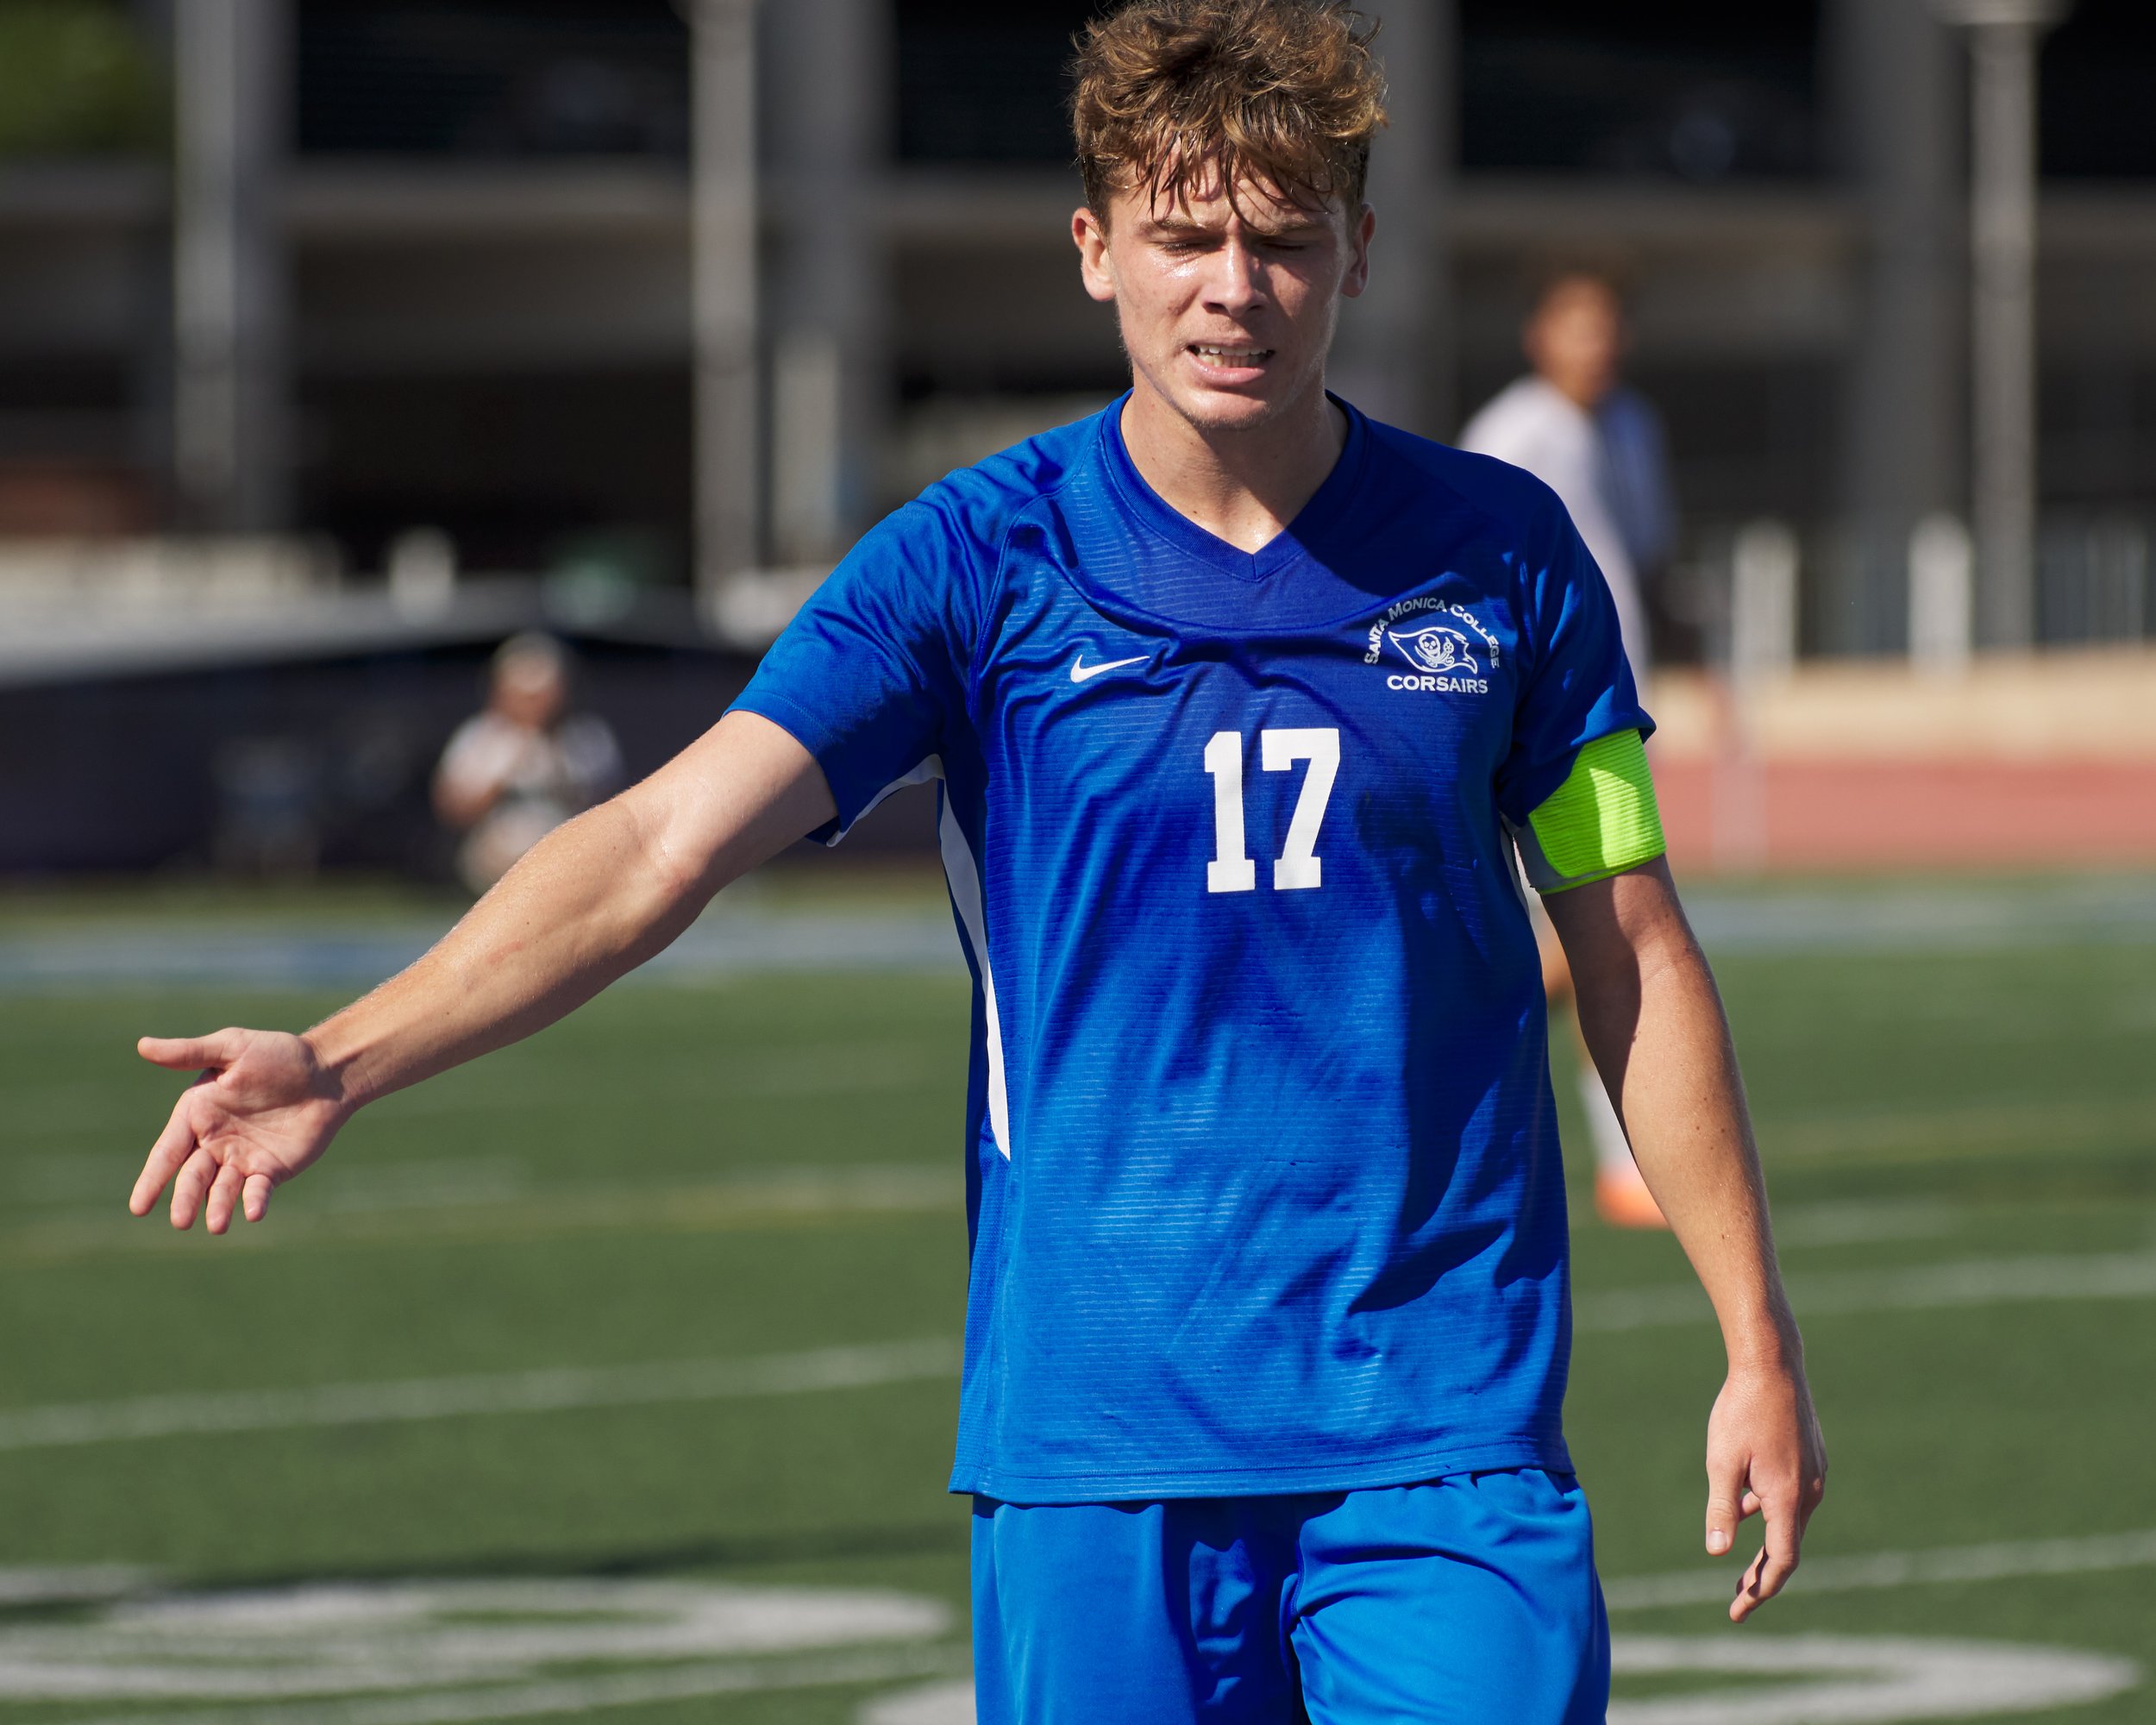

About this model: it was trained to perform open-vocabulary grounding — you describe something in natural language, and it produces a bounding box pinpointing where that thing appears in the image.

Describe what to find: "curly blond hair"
[1071,0,1388,223]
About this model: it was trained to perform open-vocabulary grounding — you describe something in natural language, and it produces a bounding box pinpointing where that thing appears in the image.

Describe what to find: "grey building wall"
[2,2,2155,655]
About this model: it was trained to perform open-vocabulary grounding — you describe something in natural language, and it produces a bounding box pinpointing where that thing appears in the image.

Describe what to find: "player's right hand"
[129,1029,351,1234]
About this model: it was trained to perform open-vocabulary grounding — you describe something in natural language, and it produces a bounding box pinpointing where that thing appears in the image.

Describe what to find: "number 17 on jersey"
[1203,727,1340,894]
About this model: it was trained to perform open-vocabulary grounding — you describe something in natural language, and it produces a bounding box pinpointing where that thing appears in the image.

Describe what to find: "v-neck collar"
[1100,390,1371,586]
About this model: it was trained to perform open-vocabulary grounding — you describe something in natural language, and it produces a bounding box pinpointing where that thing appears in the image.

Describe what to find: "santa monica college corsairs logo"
[1388,624,1478,676]
[1365,597,1498,695]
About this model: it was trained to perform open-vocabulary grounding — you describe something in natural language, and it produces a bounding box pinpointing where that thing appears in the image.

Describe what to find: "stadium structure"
[2,0,2154,871]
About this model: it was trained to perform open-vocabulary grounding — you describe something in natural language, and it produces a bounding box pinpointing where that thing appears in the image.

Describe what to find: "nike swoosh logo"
[1070,654,1148,684]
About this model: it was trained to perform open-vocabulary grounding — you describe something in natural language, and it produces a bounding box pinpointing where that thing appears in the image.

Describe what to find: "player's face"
[1074,172,1373,436]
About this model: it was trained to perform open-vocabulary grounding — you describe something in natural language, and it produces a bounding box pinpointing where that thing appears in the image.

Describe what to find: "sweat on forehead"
[1122,158,1344,229]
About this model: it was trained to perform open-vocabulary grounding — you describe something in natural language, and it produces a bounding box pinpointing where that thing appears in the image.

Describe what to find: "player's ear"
[1340,204,1376,301]
[1074,206,1118,304]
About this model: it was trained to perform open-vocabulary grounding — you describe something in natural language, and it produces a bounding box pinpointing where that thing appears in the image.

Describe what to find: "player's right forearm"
[297,709,834,1120]
[301,796,700,1111]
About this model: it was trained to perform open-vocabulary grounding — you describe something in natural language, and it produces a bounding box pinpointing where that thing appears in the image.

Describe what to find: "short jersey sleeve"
[1494,494,1655,834]
[728,498,982,841]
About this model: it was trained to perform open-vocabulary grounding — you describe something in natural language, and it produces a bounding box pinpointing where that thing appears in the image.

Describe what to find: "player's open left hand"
[1704,1358,1828,1623]
[129,1029,349,1233]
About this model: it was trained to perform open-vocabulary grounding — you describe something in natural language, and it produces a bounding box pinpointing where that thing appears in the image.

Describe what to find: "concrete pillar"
[691,0,763,597]
[1952,1,2070,649]
[1329,0,1454,439]
[765,0,891,564]
[1825,0,1960,655]
[172,0,288,530]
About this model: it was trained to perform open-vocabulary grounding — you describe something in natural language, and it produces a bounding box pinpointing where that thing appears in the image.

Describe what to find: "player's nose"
[1200,237,1269,314]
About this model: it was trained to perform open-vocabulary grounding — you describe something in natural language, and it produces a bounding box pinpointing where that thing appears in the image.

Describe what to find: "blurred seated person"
[434,633,624,894]
[1461,271,1677,1230]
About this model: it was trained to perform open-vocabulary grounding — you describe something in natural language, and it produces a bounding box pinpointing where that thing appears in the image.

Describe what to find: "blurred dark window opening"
[275,2,2156,180]
[295,1,689,159]
[895,0,1096,163]
[2042,0,2156,179]
[1459,0,1821,180]
[298,370,692,586]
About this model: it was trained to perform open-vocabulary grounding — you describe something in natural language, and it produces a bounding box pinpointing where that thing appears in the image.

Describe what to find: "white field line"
[1769,1200,1960,1249]
[0,1566,153,1605]
[1606,1636,2140,1725]
[0,1339,961,1453]
[1766,1095,2156,1165]
[1605,1527,2156,1611]
[57,1643,969,1725]
[8,1245,2155,1452]
[8,1538,2150,1725]
[7,1165,961,1264]
[1581,1248,2156,1332]
[861,1679,977,1725]
[844,1640,2150,1725]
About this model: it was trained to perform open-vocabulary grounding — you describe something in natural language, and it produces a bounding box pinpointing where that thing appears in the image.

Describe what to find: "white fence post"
[1714,520,1799,875]
[1731,519,1801,689]
[1908,511,1975,673]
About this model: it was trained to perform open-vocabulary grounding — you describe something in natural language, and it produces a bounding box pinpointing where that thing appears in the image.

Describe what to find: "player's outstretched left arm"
[130,711,836,1234]
[1544,859,1827,1624]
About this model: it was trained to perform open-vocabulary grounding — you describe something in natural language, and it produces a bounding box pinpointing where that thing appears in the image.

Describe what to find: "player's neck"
[1119,376,1347,555]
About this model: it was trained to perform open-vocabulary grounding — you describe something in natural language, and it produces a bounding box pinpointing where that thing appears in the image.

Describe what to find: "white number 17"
[1203,727,1340,894]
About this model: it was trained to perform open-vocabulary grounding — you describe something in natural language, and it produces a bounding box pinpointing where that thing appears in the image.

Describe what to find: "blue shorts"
[970,1470,1608,1724]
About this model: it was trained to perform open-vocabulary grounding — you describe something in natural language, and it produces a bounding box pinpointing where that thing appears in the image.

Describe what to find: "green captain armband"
[1513,729,1666,893]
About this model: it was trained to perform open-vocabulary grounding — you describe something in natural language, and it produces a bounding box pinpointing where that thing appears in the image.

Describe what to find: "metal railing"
[1673,510,2153,671]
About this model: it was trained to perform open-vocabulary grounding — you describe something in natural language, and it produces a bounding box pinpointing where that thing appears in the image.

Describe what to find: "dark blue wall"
[0,639,934,876]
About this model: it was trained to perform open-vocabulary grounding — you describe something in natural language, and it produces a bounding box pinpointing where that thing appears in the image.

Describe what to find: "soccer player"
[128,3,1825,1719]
[1461,273,1682,1230]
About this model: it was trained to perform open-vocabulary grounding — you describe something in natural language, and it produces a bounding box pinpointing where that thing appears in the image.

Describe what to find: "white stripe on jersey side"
[936,792,1012,1160]
[838,755,1009,1159]
[824,755,947,846]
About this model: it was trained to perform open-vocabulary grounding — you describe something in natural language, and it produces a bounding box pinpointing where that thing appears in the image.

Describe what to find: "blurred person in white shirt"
[434,633,624,894]
[1461,271,1679,1230]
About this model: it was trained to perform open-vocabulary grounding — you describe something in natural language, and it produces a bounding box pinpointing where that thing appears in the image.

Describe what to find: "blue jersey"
[730,396,1651,1503]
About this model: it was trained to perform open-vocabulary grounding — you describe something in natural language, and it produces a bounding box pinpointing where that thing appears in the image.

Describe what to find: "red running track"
[1654,757,2156,873]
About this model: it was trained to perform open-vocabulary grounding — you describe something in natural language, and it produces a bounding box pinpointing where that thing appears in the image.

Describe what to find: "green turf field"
[0,872,2151,1722]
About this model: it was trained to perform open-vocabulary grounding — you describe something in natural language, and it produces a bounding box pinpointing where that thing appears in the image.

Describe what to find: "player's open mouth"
[1188,344,1274,370]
